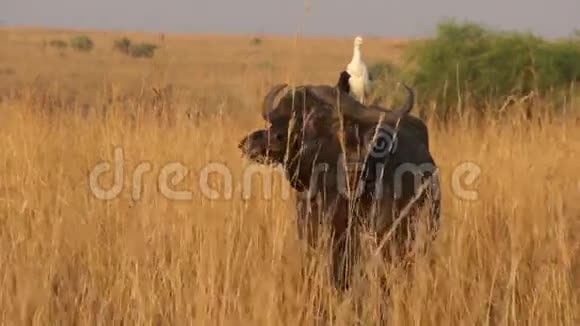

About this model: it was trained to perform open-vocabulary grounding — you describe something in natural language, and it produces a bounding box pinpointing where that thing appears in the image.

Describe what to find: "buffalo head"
[239,83,415,191]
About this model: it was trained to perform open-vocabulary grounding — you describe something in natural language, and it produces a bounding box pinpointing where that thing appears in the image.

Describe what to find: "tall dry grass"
[0,27,579,325]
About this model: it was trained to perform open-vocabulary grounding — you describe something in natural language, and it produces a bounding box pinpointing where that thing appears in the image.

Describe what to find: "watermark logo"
[160,162,192,201]
[367,123,398,159]
[88,146,483,203]
[89,146,194,201]
[451,161,481,201]
[89,147,124,200]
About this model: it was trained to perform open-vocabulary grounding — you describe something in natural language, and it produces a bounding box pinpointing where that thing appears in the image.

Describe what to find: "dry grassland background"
[0,27,579,325]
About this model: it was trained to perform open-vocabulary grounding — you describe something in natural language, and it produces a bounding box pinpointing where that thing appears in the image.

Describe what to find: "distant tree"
[70,35,94,52]
[129,43,158,58]
[114,37,132,54]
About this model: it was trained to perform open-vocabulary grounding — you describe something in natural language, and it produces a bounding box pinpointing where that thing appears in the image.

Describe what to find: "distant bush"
[49,39,68,49]
[113,37,132,54]
[403,21,580,116]
[70,35,94,52]
[129,43,158,58]
[113,37,158,58]
[251,37,262,46]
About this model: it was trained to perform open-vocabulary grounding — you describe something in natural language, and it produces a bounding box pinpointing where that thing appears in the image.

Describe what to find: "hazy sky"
[2,0,579,38]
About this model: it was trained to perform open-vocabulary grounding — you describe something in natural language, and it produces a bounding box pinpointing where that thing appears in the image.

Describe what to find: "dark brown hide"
[239,83,440,290]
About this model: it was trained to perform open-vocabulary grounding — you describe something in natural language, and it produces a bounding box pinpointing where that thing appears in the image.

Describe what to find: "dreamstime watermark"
[451,161,482,201]
[88,146,483,203]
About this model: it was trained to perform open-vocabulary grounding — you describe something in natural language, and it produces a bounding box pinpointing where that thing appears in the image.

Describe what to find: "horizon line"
[0,23,429,41]
[1,22,576,42]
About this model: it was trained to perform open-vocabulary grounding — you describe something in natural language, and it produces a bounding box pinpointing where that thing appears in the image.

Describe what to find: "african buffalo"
[239,82,441,290]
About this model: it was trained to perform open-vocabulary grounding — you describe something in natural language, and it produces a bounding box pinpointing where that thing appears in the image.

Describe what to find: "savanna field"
[0,27,580,325]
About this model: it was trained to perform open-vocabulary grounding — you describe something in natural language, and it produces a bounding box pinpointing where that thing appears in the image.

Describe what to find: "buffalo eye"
[270,128,286,142]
